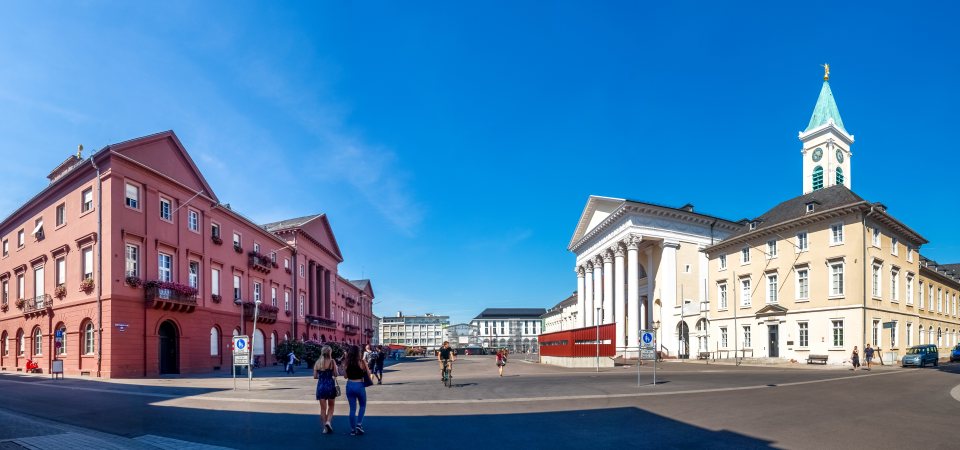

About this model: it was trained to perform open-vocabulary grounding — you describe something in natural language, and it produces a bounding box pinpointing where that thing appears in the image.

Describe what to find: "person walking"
[363,344,378,382]
[864,344,875,371]
[496,348,508,377]
[851,345,860,371]
[343,345,371,436]
[374,345,387,384]
[313,345,338,434]
[286,350,299,375]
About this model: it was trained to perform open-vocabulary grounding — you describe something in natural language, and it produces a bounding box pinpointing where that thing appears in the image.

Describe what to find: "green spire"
[805,81,846,133]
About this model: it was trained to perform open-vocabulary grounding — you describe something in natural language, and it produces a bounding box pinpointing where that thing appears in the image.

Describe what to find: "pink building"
[0,131,374,377]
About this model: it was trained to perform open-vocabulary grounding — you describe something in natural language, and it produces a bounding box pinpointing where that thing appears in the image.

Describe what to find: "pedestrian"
[313,345,338,434]
[286,350,299,374]
[374,345,387,384]
[363,344,378,381]
[864,343,874,371]
[851,345,860,371]
[343,345,372,436]
[496,348,508,377]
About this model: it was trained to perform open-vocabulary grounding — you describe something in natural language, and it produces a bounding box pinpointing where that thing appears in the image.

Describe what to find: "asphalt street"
[0,356,957,449]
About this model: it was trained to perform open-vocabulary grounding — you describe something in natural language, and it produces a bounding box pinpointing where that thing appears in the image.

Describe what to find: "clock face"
[836,149,844,163]
[812,148,823,162]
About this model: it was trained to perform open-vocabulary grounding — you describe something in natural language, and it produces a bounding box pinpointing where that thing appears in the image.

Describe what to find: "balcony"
[345,296,357,308]
[306,314,337,329]
[364,328,374,337]
[344,324,359,335]
[145,285,198,312]
[23,294,52,316]
[247,252,273,274]
[242,301,278,324]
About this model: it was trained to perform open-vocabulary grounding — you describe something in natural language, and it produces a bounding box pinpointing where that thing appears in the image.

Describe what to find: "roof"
[473,308,547,319]
[542,293,577,318]
[805,81,847,133]
[349,279,371,291]
[262,214,323,232]
[725,184,865,241]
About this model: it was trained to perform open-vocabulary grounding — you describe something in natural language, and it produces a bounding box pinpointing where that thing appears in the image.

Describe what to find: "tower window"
[812,166,824,190]
[835,167,844,185]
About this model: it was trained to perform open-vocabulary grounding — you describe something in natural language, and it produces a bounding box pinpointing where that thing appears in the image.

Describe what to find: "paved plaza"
[0,356,958,449]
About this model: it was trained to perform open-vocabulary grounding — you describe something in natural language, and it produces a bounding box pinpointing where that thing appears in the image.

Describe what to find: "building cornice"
[705,202,868,253]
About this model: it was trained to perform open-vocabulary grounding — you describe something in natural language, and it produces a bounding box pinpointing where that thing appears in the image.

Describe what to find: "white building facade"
[542,293,578,333]
[472,308,546,353]
[378,313,450,350]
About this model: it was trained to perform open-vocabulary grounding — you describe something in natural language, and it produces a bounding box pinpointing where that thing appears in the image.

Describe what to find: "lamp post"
[596,307,602,373]
[249,298,261,390]
[653,319,661,387]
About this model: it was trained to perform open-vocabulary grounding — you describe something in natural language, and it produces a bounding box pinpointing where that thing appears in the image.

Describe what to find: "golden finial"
[822,63,830,81]
[77,144,83,159]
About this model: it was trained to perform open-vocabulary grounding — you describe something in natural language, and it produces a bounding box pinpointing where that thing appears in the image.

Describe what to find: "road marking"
[951,384,960,403]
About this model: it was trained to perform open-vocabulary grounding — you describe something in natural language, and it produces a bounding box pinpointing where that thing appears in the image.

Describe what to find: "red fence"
[538,323,615,357]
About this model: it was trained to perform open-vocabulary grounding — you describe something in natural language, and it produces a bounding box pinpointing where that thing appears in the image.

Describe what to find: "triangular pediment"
[568,196,625,250]
[299,214,344,262]
[109,131,218,202]
[756,304,788,317]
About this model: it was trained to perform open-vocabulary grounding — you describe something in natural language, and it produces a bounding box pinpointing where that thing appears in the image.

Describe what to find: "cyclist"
[437,341,456,382]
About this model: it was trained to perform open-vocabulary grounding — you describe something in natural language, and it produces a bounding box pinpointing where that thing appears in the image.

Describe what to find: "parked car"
[901,344,939,367]
[950,344,960,363]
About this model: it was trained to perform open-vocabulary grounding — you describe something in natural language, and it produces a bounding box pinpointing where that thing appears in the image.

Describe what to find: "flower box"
[211,294,222,303]
[125,276,143,288]
[211,235,223,245]
[233,244,243,253]
[54,284,67,299]
[15,298,25,309]
[79,278,95,293]
[0,304,7,312]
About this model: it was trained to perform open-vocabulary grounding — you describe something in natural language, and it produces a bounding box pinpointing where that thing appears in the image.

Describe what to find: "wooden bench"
[697,352,711,360]
[806,354,829,365]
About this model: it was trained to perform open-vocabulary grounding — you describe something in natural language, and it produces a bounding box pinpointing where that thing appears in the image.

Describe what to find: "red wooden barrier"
[538,323,615,357]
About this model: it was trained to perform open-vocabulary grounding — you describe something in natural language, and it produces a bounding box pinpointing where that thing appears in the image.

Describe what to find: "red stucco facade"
[0,131,374,377]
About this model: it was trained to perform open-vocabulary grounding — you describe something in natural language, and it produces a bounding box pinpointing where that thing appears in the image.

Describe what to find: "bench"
[806,354,829,365]
[697,352,711,360]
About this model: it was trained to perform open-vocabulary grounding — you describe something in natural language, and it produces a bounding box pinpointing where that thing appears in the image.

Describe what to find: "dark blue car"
[950,344,960,363]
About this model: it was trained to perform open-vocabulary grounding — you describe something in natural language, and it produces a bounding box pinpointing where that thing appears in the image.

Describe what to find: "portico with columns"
[568,196,740,359]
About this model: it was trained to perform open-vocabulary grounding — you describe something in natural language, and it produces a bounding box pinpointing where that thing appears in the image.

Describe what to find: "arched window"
[56,324,67,356]
[17,329,24,356]
[270,332,277,357]
[938,327,943,347]
[835,167,844,185]
[33,327,42,356]
[812,166,824,190]
[84,322,95,355]
[210,327,220,356]
[253,329,265,356]
[0,331,7,356]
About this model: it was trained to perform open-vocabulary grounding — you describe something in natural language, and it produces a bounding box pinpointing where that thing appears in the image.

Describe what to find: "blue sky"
[2,2,959,324]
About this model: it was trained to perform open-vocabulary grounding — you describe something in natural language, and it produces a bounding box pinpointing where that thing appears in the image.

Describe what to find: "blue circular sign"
[642,333,653,344]
[236,339,246,350]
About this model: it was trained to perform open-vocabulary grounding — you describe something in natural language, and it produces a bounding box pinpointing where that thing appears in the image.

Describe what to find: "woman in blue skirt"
[313,345,338,434]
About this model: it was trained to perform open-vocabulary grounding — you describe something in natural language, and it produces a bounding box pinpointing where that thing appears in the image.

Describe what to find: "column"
[592,256,603,326]
[646,246,656,330]
[307,261,316,316]
[576,266,586,328]
[584,263,594,327]
[614,243,626,352]
[627,236,640,356]
[661,241,679,356]
[603,251,614,325]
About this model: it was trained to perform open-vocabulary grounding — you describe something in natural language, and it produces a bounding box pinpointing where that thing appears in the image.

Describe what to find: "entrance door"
[768,324,779,358]
[677,322,690,359]
[158,321,179,374]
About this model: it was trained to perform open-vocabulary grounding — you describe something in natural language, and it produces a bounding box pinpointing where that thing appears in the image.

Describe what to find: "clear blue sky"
[2,2,959,324]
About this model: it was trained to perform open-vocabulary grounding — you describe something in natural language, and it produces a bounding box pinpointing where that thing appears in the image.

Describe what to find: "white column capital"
[603,251,614,263]
[593,255,604,266]
[661,240,681,250]
[613,245,625,258]
[576,266,585,277]
[627,234,642,250]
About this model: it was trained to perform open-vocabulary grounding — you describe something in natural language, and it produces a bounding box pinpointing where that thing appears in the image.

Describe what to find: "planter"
[233,244,243,254]
[15,299,25,310]
[0,304,7,312]
[125,276,143,288]
[54,284,67,299]
[211,294,222,303]
[211,235,223,245]
[79,278,95,293]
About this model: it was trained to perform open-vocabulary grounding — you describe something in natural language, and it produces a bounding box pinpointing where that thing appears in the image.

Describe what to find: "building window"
[211,223,221,239]
[233,275,241,300]
[835,167,844,185]
[188,210,199,232]
[906,275,914,305]
[57,326,66,355]
[271,287,278,307]
[929,285,934,310]
[17,330,24,356]
[891,237,898,256]
[741,247,750,264]
[906,323,913,347]
[797,232,808,251]
[125,183,139,209]
[743,326,752,348]
[766,274,778,304]
[81,188,93,212]
[938,288,943,313]
[33,218,43,241]
[84,322,95,354]
[719,254,727,270]
[890,322,897,348]
[233,232,241,248]
[830,262,844,296]
[872,319,880,346]
[830,223,844,245]
[299,294,305,317]
[253,243,260,254]
[907,247,914,262]
[798,322,809,347]
[284,258,290,269]
[872,228,880,247]
[767,240,777,258]
[1,280,6,305]
[919,281,925,309]
[253,282,262,302]
[812,166,824,190]
[871,263,882,298]
[210,327,219,356]
[740,278,751,307]
[160,197,172,221]
[17,229,24,248]
[158,253,172,282]
[718,283,727,310]
[832,320,844,347]
[211,268,221,296]
[125,244,139,277]
[34,328,42,356]
[56,203,66,226]
[17,274,24,300]
[82,247,94,280]
[189,261,200,289]
[890,269,899,302]
[796,268,809,300]
[33,266,44,297]
[720,327,728,348]
[284,291,290,312]
[299,264,304,278]
[2,239,7,257]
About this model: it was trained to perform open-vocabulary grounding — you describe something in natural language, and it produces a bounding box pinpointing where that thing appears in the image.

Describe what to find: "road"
[0,356,957,449]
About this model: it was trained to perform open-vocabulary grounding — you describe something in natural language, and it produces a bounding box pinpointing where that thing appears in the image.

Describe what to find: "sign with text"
[233,335,250,366]
[640,330,655,349]
[640,349,657,360]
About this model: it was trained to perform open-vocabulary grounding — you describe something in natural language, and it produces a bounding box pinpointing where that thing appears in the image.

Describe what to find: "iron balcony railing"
[24,294,52,314]
[145,286,198,307]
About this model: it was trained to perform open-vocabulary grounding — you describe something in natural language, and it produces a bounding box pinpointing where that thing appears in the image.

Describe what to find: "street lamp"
[249,298,262,388]
[596,307,602,373]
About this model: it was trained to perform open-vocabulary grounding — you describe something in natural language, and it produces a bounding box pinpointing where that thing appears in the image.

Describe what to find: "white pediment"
[568,196,625,250]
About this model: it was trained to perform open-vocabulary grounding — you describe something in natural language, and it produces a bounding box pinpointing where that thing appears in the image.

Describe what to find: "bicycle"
[441,360,453,388]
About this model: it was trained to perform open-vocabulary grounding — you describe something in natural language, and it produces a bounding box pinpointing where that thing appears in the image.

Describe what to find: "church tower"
[799,64,854,194]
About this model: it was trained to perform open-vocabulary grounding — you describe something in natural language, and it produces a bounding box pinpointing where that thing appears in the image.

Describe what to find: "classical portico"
[568,196,740,358]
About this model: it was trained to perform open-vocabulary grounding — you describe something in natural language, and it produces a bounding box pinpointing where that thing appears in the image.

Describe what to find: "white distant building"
[542,292,578,333]
[379,312,450,350]
[444,323,479,348]
[371,314,381,346]
[472,308,546,353]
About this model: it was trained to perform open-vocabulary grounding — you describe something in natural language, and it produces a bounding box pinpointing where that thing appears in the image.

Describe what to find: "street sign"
[233,336,250,355]
[640,349,657,360]
[882,321,896,329]
[233,354,250,365]
[640,330,655,349]
[55,329,64,339]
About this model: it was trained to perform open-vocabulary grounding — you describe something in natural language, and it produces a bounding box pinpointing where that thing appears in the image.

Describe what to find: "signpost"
[640,329,656,387]
[232,335,250,390]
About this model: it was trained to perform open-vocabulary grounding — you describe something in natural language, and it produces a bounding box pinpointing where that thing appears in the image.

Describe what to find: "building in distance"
[472,308,545,353]
[378,312,449,350]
